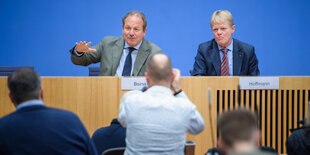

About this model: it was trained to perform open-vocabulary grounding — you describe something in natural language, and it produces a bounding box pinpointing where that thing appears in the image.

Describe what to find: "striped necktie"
[221,48,229,76]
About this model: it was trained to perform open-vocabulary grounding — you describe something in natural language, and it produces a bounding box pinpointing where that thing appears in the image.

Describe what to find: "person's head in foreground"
[3,68,97,155]
[218,109,261,154]
[145,53,174,88]
[8,68,43,107]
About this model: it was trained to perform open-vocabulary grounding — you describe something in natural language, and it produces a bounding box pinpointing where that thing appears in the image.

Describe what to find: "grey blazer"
[70,36,162,76]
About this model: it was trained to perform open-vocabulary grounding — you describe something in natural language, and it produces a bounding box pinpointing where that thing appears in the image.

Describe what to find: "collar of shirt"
[217,39,233,52]
[115,40,143,76]
[124,40,143,52]
[16,99,45,111]
[218,39,234,76]
[146,85,173,96]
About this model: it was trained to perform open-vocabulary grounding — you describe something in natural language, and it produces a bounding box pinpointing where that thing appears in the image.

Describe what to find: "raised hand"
[75,41,96,53]
[171,68,182,93]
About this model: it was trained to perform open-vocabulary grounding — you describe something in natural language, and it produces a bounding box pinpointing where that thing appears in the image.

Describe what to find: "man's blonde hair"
[210,10,234,28]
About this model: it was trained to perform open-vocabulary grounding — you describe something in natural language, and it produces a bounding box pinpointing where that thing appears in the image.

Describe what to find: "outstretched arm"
[70,40,101,66]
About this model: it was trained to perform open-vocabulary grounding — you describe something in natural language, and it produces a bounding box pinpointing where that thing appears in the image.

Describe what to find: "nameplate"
[239,77,279,90]
[121,77,147,90]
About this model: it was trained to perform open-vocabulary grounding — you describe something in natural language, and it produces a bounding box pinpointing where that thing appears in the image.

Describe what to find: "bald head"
[146,53,172,84]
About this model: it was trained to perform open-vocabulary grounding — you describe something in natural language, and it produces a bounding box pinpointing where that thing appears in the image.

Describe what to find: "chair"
[189,69,193,75]
[89,67,100,76]
[100,141,194,155]
[0,66,34,76]
[101,147,125,155]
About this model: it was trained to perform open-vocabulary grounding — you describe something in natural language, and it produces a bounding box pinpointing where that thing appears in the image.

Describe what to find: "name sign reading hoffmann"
[239,77,279,90]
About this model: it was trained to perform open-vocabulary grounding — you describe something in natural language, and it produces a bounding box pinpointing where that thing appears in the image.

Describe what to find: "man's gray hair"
[122,10,147,31]
[7,68,41,104]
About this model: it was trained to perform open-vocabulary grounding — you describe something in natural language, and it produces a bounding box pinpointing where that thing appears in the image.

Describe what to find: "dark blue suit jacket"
[91,119,126,154]
[192,39,260,76]
[0,105,97,155]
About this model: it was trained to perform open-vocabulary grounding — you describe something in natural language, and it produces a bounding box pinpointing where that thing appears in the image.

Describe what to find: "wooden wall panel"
[282,90,287,154]
[294,90,298,130]
[182,77,239,154]
[261,90,266,146]
[266,90,271,147]
[299,90,303,128]
[224,90,228,111]
[251,90,255,112]
[0,78,14,117]
[245,90,250,108]
[0,77,120,136]
[42,77,77,113]
[75,77,119,135]
[183,77,209,155]
[219,90,223,114]
[277,90,282,153]
[230,90,234,111]
[256,90,261,116]
[272,90,276,150]
[240,90,244,108]
[306,91,309,123]
[280,77,310,89]
[288,90,293,142]
[1,76,310,155]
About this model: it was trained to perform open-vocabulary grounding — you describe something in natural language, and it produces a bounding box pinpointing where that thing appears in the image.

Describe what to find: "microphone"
[208,88,215,147]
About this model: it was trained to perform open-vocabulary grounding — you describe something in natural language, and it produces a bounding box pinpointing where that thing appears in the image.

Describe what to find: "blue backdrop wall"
[1,0,310,76]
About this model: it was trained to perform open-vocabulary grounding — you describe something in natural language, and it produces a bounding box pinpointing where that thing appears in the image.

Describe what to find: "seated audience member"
[218,109,276,155]
[0,69,97,155]
[118,53,205,155]
[286,100,310,155]
[286,127,310,155]
[205,146,278,155]
[192,10,259,76]
[92,118,126,154]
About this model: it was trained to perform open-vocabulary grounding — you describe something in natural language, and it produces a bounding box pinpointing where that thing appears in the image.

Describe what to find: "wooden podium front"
[0,77,309,155]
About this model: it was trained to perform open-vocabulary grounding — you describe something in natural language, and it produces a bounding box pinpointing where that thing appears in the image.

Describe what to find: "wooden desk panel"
[1,77,309,155]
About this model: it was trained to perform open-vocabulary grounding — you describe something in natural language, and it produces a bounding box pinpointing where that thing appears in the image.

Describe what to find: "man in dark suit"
[70,10,162,76]
[192,10,259,76]
[0,69,97,155]
[91,119,126,154]
[286,99,310,155]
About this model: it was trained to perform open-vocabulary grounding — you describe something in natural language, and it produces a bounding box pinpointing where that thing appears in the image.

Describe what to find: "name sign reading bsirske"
[121,77,147,90]
[239,77,279,90]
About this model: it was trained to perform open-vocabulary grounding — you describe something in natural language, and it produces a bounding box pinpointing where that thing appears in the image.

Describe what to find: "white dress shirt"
[118,86,205,155]
[114,41,142,76]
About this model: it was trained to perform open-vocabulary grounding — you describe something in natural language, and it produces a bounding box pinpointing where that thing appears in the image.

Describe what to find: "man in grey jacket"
[70,10,162,76]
